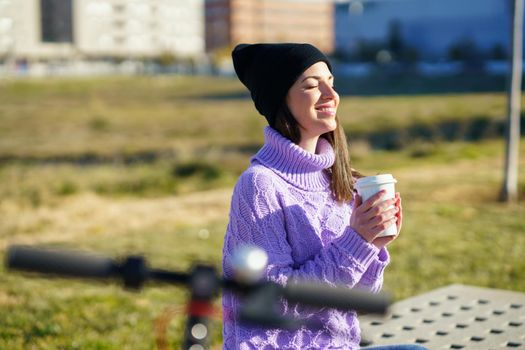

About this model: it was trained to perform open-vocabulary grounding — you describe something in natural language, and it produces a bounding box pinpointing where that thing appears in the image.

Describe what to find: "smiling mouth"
[315,106,336,115]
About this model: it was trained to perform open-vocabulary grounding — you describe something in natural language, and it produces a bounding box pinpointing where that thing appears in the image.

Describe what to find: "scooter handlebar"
[6,245,119,279]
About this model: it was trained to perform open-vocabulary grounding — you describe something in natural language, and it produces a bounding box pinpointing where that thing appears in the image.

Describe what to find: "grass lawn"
[0,75,519,158]
[0,76,524,349]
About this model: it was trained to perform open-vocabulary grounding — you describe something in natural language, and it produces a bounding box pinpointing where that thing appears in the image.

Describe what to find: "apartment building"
[76,0,204,58]
[0,0,205,61]
[205,0,334,54]
[0,0,75,59]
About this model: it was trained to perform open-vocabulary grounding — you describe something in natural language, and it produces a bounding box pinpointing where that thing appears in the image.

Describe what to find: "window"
[40,0,73,43]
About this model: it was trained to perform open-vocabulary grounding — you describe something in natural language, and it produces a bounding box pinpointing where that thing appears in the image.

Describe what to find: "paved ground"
[360,284,525,349]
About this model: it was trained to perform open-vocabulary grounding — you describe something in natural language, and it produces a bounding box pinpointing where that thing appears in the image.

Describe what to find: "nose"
[321,82,338,100]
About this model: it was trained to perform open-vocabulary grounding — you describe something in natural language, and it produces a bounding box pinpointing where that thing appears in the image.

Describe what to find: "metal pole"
[501,0,523,203]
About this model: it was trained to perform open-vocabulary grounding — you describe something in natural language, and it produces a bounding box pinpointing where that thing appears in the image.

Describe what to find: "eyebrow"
[300,75,334,83]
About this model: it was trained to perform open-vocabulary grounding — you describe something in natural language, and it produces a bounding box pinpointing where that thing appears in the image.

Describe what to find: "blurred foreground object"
[6,244,390,350]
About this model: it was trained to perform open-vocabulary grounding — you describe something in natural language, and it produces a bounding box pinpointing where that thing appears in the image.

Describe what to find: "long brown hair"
[271,104,361,203]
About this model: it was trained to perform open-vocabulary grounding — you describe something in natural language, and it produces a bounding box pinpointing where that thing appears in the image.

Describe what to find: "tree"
[386,20,419,65]
[387,20,403,58]
[489,43,509,60]
[447,37,481,61]
[447,37,485,73]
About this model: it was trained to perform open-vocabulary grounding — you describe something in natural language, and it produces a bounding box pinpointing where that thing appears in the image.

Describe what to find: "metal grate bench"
[360,284,525,349]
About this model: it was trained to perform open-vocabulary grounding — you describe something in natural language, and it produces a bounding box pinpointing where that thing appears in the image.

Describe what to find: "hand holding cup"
[350,174,401,249]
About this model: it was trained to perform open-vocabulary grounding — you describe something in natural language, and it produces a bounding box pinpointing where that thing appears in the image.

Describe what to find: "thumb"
[353,193,362,209]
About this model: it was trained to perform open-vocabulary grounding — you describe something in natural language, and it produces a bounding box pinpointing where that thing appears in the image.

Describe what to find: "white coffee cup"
[355,174,398,237]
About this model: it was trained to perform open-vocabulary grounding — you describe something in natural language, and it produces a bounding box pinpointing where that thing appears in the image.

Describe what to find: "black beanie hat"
[232,43,332,125]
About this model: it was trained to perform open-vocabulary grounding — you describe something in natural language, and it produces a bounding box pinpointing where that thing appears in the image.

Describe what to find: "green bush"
[172,161,223,181]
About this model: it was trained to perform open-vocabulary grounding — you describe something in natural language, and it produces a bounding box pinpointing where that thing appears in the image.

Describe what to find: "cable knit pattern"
[222,127,390,349]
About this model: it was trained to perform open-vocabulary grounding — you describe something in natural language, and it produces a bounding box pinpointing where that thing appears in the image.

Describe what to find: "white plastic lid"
[355,174,397,188]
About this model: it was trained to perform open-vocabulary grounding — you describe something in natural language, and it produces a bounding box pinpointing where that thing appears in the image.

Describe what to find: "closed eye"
[305,83,335,90]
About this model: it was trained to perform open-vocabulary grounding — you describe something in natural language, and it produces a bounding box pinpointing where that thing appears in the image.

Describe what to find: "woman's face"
[286,61,339,141]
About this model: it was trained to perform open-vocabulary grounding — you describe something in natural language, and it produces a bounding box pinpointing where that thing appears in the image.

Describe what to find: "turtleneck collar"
[252,126,335,191]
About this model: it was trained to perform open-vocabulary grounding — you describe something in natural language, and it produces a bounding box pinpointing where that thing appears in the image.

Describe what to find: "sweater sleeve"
[223,170,380,288]
[355,247,389,293]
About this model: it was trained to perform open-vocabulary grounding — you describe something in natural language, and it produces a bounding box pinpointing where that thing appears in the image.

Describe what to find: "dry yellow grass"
[1,188,232,250]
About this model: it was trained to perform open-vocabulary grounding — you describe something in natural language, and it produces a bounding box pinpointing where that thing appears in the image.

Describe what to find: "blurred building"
[205,0,334,54]
[0,0,76,60]
[0,0,205,62]
[335,0,512,61]
[76,0,204,59]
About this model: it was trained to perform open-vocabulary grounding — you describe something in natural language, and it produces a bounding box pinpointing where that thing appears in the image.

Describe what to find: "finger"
[395,197,402,217]
[351,194,367,218]
[362,214,398,242]
[396,198,402,211]
[372,235,397,248]
[360,190,387,211]
[354,194,375,218]
[363,198,397,220]
[370,216,397,235]
[396,204,403,235]
[375,233,397,244]
[368,207,399,226]
[395,193,402,206]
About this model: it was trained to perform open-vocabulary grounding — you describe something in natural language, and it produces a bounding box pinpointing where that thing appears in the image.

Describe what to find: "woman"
[222,43,420,350]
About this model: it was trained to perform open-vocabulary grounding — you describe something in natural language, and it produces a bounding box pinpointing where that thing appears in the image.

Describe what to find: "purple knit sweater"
[222,127,389,349]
